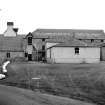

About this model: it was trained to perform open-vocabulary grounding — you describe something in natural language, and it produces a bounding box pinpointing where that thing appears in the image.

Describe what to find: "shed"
[47,39,100,63]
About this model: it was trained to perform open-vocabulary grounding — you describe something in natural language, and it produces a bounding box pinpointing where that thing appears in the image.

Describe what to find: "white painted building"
[47,39,100,63]
[46,42,59,49]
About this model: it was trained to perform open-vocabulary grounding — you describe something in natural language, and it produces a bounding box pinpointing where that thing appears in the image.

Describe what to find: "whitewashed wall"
[47,47,100,63]
[26,45,33,54]
[46,42,59,49]
[4,26,16,37]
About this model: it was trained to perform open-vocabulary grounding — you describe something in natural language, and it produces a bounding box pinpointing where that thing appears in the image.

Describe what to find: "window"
[75,47,79,54]
[42,45,45,50]
[42,38,45,41]
[24,52,28,57]
[7,52,10,58]
[28,37,32,45]
[101,40,104,42]
[91,39,94,43]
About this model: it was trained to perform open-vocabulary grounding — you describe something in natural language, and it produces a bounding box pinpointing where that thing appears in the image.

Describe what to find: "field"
[1,62,105,104]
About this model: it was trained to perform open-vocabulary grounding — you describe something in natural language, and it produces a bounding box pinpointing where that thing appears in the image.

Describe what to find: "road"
[0,94,17,105]
[0,85,39,105]
[0,85,95,105]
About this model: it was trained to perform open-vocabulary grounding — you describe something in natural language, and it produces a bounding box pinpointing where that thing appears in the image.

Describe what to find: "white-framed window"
[75,47,79,54]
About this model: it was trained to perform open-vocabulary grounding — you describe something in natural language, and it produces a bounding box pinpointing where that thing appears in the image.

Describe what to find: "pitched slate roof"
[99,43,105,47]
[0,35,25,51]
[34,29,104,33]
[32,29,105,40]
[75,32,105,39]
[47,39,100,49]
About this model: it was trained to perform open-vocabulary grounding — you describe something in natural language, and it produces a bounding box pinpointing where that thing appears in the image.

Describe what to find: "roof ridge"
[34,29,104,33]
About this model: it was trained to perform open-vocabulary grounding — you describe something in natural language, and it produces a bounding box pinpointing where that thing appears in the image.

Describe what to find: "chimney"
[13,28,18,33]
[4,22,18,37]
[7,22,14,29]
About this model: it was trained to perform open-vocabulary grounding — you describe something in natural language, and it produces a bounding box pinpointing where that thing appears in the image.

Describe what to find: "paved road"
[0,94,17,105]
[0,85,37,105]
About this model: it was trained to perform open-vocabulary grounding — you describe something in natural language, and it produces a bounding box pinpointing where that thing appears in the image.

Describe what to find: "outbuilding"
[47,39,100,63]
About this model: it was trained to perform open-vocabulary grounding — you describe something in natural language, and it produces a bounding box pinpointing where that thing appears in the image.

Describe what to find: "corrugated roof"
[0,35,24,51]
[47,39,100,49]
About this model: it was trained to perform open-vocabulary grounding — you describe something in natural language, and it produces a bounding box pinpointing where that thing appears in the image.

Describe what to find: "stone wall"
[0,51,24,64]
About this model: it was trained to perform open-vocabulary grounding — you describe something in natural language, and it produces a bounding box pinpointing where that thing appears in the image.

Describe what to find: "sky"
[0,0,105,34]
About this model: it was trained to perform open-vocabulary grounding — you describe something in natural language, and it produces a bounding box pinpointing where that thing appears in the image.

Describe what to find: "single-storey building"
[47,39,100,63]
[32,29,105,63]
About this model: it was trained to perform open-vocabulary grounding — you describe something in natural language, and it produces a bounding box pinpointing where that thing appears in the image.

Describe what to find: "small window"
[91,39,94,43]
[24,52,28,57]
[7,52,10,58]
[28,37,32,45]
[101,40,104,42]
[42,38,45,41]
[75,47,79,54]
[42,45,45,50]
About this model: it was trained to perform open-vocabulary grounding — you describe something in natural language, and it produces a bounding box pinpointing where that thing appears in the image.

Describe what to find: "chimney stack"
[7,22,14,26]
[7,22,14,29]
[13,28,18,33]
[4,22,17,37]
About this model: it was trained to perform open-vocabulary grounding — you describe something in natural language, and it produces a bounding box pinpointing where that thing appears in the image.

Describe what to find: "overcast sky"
[0,0,105,34]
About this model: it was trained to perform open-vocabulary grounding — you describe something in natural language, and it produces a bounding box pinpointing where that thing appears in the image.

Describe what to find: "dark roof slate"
[47,39,100,49]
[32,29,105,40]
[35,29,104,33]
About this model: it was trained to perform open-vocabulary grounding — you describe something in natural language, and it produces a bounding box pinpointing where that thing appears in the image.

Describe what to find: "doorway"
[28,54,32,61]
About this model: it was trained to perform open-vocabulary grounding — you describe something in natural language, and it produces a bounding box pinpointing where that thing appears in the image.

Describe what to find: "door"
[28,54,32,61]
